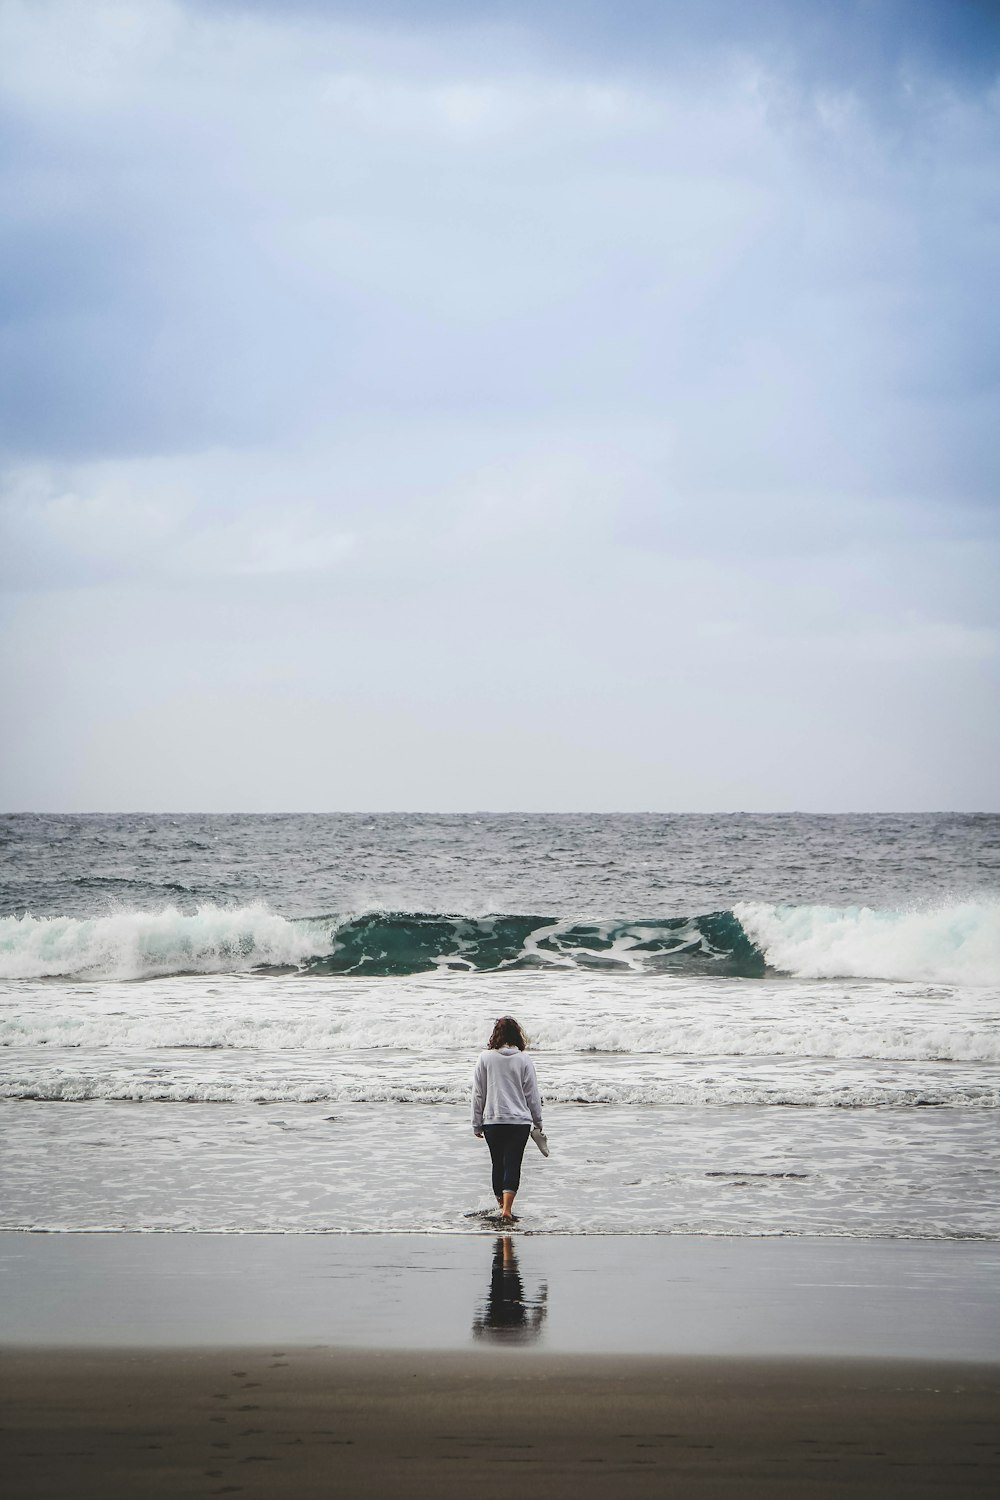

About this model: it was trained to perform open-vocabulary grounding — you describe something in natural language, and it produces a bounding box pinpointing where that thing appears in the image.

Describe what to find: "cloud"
[0,456,357,584]
[206,2,1000,93]
[0,0,997,809]
[2,0,997,470]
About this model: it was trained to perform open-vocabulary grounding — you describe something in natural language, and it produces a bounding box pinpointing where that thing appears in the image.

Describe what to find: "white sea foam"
[3,1062,997,1108]
[736,899,1000,986]
[3,1009,997,1063]
[2,1020,998,1109]
[0,904,331,979]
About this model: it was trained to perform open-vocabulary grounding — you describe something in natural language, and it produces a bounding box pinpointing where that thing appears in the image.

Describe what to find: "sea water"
[1,812,997,1237]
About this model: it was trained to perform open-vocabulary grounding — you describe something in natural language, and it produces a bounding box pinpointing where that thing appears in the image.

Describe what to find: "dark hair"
[488,1016,527,1051]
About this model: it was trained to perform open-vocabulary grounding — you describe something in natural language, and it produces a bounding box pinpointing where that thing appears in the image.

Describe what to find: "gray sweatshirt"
[471,1046,543,1132]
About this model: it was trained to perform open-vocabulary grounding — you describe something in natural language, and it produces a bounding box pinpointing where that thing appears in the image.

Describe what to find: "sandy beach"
[4,1344,999,1498]
[3,1231,999,1496]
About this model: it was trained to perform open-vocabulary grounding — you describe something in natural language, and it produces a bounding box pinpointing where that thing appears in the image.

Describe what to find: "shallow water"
[2,1097,997,1238]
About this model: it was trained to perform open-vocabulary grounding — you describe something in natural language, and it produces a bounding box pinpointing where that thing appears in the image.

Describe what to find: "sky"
[1,0,998,813]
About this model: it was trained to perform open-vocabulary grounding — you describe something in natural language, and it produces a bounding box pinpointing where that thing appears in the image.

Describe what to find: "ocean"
[1,812,998,1238]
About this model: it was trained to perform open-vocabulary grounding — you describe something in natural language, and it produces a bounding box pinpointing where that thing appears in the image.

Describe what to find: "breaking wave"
[0,899,996,985]
[735,899,1000,987]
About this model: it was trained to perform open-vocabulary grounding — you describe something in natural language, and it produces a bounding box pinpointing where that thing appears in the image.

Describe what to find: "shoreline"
[6,1225,1000,1238]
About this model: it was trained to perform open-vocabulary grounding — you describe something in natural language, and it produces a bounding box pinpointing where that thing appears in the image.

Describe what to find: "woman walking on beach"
[472,1016,543,1223]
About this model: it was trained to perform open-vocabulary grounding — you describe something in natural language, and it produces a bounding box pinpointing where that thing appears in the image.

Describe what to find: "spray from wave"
[0,904,329,981]
[0,899,996,984]
[735,900,1000,987]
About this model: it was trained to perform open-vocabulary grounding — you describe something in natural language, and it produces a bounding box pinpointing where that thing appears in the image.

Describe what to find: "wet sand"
[4,1231,999,1360]
[3,1345,999,1498]
[3,1233,998,1495]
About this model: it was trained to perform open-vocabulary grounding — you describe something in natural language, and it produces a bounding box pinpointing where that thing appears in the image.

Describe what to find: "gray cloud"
[0,0,997,811]
[208,1,1000,93]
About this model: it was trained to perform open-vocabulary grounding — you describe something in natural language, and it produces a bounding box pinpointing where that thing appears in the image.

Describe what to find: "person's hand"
[473,1128,484,1138]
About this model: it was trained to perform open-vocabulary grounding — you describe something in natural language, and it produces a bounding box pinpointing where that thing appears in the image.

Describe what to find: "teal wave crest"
[304,910,766,977]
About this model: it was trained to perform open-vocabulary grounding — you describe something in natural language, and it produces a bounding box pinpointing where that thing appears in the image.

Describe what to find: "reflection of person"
[471,1016,543,1222]
[472,1235,548,1344]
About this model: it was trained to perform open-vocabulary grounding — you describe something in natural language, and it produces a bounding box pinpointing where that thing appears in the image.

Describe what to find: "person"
[471,1016,543,1222]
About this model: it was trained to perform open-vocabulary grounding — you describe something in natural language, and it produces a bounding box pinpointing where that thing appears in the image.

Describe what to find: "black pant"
[482,1123,531,1198]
